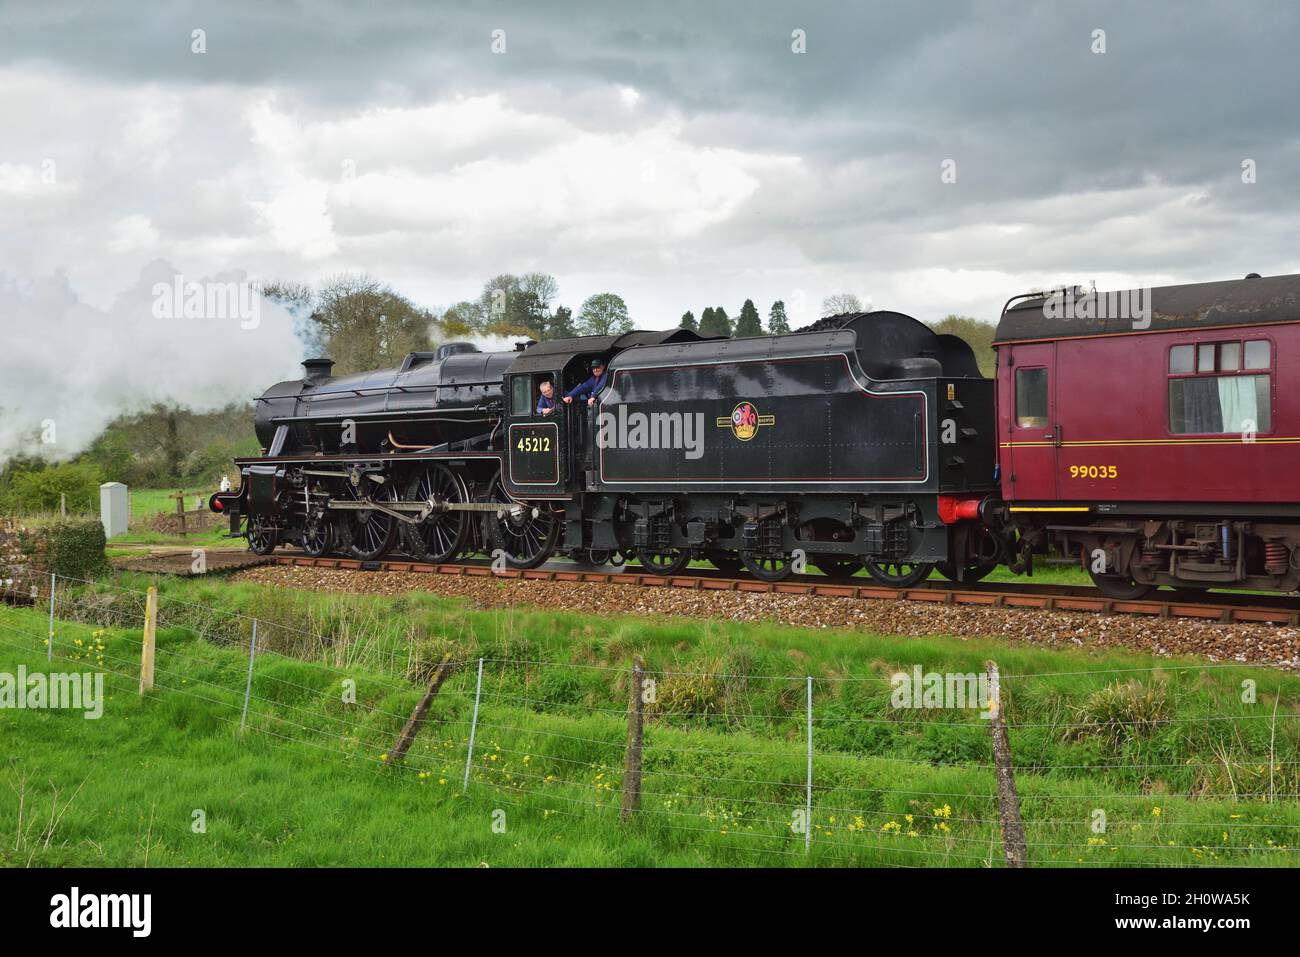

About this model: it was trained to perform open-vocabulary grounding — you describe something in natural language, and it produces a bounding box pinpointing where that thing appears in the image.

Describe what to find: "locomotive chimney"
[302,357,335,382]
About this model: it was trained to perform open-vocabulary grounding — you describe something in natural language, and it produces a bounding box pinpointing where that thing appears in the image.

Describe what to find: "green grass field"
[1,573,1297,867]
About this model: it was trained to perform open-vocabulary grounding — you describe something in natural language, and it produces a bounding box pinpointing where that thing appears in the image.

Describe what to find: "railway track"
[263,553,1300,627]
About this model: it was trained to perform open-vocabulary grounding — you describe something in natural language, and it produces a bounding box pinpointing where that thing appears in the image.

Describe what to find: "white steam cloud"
[0,260,304,467]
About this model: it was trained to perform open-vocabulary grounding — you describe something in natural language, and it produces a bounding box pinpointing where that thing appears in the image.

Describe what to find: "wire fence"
[2,571,1299,867]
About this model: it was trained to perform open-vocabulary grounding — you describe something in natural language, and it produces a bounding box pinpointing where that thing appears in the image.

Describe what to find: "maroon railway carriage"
[993,272,1300,598]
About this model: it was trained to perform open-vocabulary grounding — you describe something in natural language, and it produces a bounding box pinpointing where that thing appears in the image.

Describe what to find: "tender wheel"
[863,559,934,588]
[637,548,692,576]
[401,465,469,564]
[813,556,862,581]
[486,475,560,569]
[740,551,795,582]
[246,514,279,555]
[301,518,333,557]
[706,551,744,575]
[344,476,399,561]
[936,559,998,583]
[1088,567,1153,600]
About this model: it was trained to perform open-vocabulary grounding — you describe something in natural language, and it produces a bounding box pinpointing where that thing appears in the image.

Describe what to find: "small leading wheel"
[486,475,560,569]
[740,550,795,582]
[637,547,692,576]
[246,514,279,555]
[813,556,862,581]
[1088,567,1152,600]
[863,559,934,588]
[401,465,469,563]
[301,518,333,557]
[344,477,399,561]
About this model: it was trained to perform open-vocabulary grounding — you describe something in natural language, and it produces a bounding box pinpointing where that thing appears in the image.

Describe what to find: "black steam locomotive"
[211,312,1004,584]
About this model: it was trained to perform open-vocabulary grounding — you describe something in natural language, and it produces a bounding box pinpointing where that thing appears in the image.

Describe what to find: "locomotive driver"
[563,358,608,407]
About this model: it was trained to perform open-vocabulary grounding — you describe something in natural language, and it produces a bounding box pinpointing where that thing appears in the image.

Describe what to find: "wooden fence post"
[387,655,456,765]
[140,586,157,693]
[986,660,1027,867]
[621,656,645,820]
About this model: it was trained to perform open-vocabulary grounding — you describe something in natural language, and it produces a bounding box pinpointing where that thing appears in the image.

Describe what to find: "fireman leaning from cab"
[563,358,608,407]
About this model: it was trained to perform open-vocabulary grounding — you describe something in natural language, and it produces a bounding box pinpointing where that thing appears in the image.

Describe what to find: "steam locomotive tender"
[211,312,1002,585]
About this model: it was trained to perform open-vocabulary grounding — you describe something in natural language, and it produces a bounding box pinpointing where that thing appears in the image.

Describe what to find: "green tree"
[576,293,632,336]
[478,274,540,337]
[308,274,437,374]
[700,306,731,337]
[927,314,997,377]
[767,300,790,334]
[547,305,577,339]
[679,310,698,332]
[438,301,484,338]
[735,299,762,336]
[0,460,104,514]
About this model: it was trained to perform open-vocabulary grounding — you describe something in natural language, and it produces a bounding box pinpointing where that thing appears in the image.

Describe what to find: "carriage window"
[1168,345,1194,374]
[1015,367,1048,428]
[1168,339,1271,434]
[510,376,531,415]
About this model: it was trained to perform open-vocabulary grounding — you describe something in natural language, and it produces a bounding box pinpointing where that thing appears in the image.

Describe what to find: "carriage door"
[1000,343,1059,501]
[506,373,564,492]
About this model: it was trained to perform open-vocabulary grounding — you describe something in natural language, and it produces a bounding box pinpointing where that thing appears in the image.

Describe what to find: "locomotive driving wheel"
[343,477,399,561]
[485,474,560,569]
[246,514,279,555]
[401,464,469,564]
[862,559,934,588]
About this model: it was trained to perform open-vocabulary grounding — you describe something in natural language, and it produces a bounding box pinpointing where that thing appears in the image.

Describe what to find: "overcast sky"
[2,0,1299,334]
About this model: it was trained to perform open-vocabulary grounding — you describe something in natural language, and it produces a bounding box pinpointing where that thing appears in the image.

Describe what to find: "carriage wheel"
[740,550,795,582]
[344,477,398,561]
[863,559,934,588]
[486,475,560,569]
[1088,567,1152,600]
[246,514,279,556]
[401,465,469,564]
[636,547,692,576]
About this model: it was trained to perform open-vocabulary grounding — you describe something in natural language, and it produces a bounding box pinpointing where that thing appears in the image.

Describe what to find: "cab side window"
[510,375,532,416]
